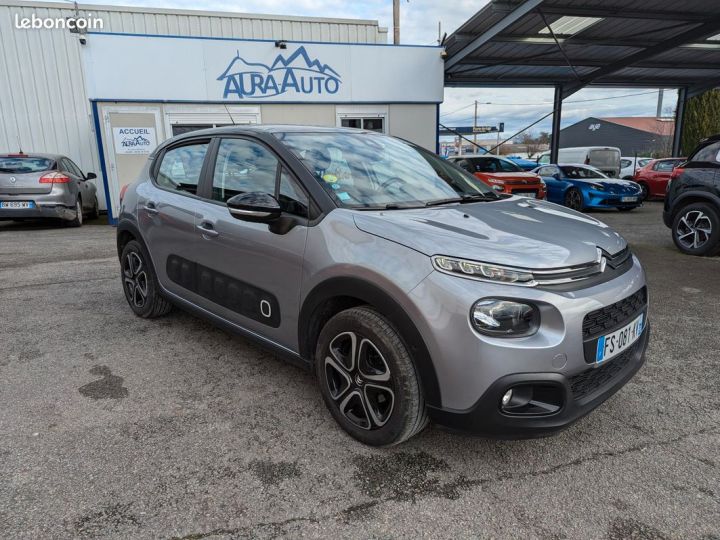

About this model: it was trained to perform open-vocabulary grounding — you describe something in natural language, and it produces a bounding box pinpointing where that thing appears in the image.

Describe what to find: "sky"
[64,0,677,138]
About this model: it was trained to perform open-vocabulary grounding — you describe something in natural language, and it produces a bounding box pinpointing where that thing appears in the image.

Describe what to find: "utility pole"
[656,89,664,118]
[393,0,400,45]
[473,100,478,154]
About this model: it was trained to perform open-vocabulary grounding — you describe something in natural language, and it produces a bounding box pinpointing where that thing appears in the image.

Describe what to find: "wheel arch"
[670,191,720,222]
[116,219,145,260]
[299,276,442,407]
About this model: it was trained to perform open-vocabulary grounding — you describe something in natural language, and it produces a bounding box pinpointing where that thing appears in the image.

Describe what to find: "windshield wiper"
[424,193,497,207]
[424,197,463,207]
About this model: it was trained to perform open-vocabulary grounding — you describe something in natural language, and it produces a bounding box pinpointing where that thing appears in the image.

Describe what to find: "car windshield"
[560,166,607,179]
[0,157,53,173]
[276,132,496,208]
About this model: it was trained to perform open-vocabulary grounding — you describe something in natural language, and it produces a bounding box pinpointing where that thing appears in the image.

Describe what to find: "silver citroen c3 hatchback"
[117,125,649,446]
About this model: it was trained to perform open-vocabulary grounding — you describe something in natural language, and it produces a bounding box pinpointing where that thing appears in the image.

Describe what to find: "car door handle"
[143,202,159,215]
[197,221,219,238]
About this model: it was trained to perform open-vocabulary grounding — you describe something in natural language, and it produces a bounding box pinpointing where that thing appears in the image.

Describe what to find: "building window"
[340,117,385,133]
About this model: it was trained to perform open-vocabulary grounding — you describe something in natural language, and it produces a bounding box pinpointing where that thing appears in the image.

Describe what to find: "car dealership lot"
[0,204,718,539]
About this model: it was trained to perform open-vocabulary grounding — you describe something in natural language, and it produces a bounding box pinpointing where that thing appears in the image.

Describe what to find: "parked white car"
[620,156,653,179]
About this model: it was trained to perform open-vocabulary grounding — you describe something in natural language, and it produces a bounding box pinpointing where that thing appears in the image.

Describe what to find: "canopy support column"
[550,85,563,163]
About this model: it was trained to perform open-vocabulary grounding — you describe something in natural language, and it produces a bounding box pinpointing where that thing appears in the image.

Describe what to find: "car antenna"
[17,135,23,154]
[224,104,237,125]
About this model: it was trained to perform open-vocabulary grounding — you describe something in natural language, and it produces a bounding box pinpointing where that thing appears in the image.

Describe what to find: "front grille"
[570,344,634,401]
[582,287,646,340]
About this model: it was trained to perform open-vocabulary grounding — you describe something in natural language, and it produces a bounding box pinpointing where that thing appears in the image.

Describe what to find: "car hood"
[574,178,641,193]
[352,197,627,269]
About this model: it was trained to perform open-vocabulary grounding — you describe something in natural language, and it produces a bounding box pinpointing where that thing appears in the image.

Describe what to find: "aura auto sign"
[218,46,341,100]
[82,34,443,104]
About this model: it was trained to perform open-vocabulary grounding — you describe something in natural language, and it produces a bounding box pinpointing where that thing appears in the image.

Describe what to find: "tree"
[681,89,720,155]
[519,130,542,156]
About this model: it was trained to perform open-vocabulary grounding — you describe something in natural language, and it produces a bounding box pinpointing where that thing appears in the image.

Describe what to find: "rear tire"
[120,240,173,318]
[564,187,584,211]
[67,199,83,227]
[315,306,427,447]
[89,195,99,220]
[671,202,720,256]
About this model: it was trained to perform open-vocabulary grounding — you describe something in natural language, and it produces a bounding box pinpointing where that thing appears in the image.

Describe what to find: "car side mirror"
[552,172,561,179]
[86,172,97,180]
[227,192,281,223]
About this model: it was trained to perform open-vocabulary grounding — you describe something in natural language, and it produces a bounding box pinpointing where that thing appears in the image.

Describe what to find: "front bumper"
[428,324,649,438]
[585,190,642,209]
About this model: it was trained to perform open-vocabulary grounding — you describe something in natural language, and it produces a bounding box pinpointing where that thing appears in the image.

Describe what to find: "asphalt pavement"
[0,203,718,539]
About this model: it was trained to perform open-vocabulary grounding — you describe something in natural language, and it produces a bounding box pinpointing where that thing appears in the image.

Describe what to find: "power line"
[440,90,662,117]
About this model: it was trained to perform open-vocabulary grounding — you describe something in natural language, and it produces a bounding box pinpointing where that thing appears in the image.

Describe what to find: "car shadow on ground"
[0,214,109,231]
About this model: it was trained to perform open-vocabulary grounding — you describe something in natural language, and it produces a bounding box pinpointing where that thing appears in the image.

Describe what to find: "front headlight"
[589,183,605,191]
[433,256,534,284]
[471,299,540,337]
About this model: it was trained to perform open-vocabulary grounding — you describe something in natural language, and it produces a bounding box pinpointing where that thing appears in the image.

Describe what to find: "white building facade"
[0,1,443,221]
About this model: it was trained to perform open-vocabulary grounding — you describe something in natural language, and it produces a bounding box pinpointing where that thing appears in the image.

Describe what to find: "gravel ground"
[0,202,718,539]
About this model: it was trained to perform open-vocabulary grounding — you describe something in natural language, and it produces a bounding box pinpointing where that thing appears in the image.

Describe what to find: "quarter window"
[278,169,309,218]
[211,139,279,202]
[157,143,209,195]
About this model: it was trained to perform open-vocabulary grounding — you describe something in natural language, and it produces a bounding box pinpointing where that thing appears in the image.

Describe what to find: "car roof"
[0,153,61,160]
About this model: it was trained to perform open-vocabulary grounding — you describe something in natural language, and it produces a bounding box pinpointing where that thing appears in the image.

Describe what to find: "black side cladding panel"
[166,255,281,328]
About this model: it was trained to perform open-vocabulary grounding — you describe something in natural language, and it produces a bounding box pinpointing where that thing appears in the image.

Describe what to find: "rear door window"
[0,157,53,173]
[691,141,720,164]
[156,142,209,195]
[654,160,676,172]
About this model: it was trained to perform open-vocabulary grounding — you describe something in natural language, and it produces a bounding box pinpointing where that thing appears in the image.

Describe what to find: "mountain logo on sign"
[121,135,151,147]
[217,46,341,100]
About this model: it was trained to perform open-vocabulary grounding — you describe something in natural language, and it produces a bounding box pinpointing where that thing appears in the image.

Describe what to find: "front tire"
[315,306,427,446]
[638,182,649,201]
[120,240,173,318]
[564,187,584,211]
[672,203,720,256]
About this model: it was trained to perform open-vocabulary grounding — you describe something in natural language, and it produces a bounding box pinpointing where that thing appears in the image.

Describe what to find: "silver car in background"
[0,153,99,226]
[117,126,650,446]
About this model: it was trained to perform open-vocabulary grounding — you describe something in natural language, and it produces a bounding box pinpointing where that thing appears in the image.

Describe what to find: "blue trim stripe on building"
[91,101,116,225]
[87,31,442,49]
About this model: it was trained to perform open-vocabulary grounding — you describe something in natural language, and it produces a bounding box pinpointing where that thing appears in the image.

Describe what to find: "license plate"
[621,196,637,203]
[0,201,34,209]
[519,192,536,198]
[595,313,645,364]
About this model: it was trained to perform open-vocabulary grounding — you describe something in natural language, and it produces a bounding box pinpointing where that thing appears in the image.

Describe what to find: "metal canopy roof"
[444,0,720,99]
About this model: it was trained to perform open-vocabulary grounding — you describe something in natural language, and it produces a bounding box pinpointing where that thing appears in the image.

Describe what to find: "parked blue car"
[505,155,539,171]
[533,163,643,212]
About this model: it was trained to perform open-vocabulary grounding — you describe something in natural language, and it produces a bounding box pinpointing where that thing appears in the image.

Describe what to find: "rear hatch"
[0,156,55,195]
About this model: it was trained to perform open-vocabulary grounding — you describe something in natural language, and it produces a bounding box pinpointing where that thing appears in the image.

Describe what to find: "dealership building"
[0,1,443,221]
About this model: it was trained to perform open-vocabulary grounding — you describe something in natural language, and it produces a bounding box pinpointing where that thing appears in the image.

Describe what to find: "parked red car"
[448,155,546,199]
[633,157,686,200]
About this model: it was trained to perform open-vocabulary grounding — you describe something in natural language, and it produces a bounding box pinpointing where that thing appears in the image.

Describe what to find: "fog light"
[501,389,513,406]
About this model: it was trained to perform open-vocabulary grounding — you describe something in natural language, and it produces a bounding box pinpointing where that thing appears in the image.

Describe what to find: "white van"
[536,146,622,177]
